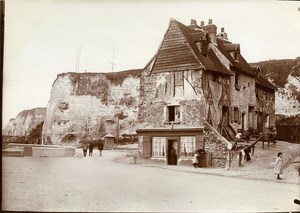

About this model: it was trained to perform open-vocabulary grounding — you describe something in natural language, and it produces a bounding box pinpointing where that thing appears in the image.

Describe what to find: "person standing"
[89,142,94,157]
[274,152,283,180]
[82,142,88,157]
[98,141,104,156]
[192,153,199,168]
[170,147,177,165]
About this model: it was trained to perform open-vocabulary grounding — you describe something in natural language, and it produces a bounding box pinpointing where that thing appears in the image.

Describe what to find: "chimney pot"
[200,21,204,26]
[190,19,197,25]
[208,19,213,24]
[221,27,225,32]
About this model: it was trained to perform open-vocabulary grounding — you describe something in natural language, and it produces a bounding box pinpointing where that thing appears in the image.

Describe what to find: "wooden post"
[225,151,231,170]
[262,137,264,150]
[238,151,242,167]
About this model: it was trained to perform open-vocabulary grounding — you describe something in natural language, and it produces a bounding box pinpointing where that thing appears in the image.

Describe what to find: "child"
[192,153,199,168]
[274,152,283,180]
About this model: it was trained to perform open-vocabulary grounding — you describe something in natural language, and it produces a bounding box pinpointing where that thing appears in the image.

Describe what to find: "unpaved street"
[2,150,300,212]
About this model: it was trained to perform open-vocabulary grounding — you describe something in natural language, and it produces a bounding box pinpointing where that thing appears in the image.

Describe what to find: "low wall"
[32,147,75,157]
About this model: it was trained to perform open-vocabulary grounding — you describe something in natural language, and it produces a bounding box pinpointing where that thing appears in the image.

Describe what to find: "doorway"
[242,113,246,131]
[257,112,263,133]
[167,140,177,165]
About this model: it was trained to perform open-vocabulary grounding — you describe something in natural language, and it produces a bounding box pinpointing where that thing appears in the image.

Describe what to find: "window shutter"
[230,107,234,123]
[175,71,183,86]
[238,108,241,124]
[195,135,204,150]
[170,72,175,96]
[143,136,151,157]
[269,115,275,127]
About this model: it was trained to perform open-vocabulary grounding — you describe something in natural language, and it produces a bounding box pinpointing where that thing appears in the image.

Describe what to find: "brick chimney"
[190,19,197,26]
[202,19,217,44]
[217,27,228,40]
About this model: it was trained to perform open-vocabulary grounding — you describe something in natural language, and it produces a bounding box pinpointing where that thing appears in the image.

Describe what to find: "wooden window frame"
[174,71,183,86]
[152,137,166,157]
[166,105,180,123]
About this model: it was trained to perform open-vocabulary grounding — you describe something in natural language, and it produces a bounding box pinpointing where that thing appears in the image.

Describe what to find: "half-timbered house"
[136,18,275,167]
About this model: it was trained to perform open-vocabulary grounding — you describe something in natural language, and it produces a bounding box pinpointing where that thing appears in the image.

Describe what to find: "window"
[152,137,166,157]
[235,74,239,85]
[235,74,241,90]
[167,105,180,122]
[230,51,238,61]
[174,71,183,86]
[180,136,196,157]
[234,107,240,123]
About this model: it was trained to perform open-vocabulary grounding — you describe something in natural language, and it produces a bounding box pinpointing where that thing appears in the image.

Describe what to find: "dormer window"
[230,51,238,61]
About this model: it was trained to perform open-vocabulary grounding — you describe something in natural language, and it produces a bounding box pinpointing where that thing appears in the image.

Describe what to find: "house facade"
[136,18,275,167]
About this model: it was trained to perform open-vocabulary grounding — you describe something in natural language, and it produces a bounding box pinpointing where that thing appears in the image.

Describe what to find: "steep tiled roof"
[250,66,276,90]
[223,43,240,52]
[256,73,276,90]
[217,38,256,77]
[174,20,233,76]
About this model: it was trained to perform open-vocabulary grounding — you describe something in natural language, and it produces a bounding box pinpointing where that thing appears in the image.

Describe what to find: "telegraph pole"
[108,44,117,71]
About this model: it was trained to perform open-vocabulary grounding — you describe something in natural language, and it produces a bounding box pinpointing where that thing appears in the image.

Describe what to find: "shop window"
[180,136,195,157]
[167,105,180,122]
[174,71,183,86]
[152,137,166,157]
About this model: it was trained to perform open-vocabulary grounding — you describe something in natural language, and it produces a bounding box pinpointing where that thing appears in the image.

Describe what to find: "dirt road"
[2,148,300,212]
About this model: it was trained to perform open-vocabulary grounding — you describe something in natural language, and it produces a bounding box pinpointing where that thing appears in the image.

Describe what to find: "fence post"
[262,137,264,150]
[238,151,242,167]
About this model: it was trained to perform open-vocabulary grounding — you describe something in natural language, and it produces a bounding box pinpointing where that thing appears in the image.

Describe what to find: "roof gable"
[150,19,233,76]
[151,19,203,74]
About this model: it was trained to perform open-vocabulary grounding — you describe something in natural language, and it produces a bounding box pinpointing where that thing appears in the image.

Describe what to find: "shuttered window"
[167,105,180,122]
[174,71,183,86]
[269,115,275,127]
[233,107,240,123]
[152,137,166,157]
[180,136,196,157]
[143,136,151,157]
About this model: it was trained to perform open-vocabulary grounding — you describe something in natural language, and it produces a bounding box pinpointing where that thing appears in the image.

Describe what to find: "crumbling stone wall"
[138,68,205,130]
[204,125,228,167]
[230,74,256,131]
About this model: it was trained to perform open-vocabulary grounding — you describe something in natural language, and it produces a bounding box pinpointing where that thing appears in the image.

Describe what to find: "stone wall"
[138,68,205,130]
[42,71,141,145]
[230,74,256,131]
[204,125,228,167]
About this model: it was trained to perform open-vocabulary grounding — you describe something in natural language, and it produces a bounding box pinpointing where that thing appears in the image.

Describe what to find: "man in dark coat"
[89,142,94,156]
[98,141,104,156]
[82,142,88,157]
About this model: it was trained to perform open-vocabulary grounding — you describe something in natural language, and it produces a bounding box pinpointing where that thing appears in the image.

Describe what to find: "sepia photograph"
[2,0,300,212]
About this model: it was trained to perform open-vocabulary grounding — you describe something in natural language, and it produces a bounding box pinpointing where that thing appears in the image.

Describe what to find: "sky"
[2,0,300,127]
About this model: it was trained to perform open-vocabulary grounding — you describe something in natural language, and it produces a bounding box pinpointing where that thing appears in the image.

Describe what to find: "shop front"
[137,128,205,166]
